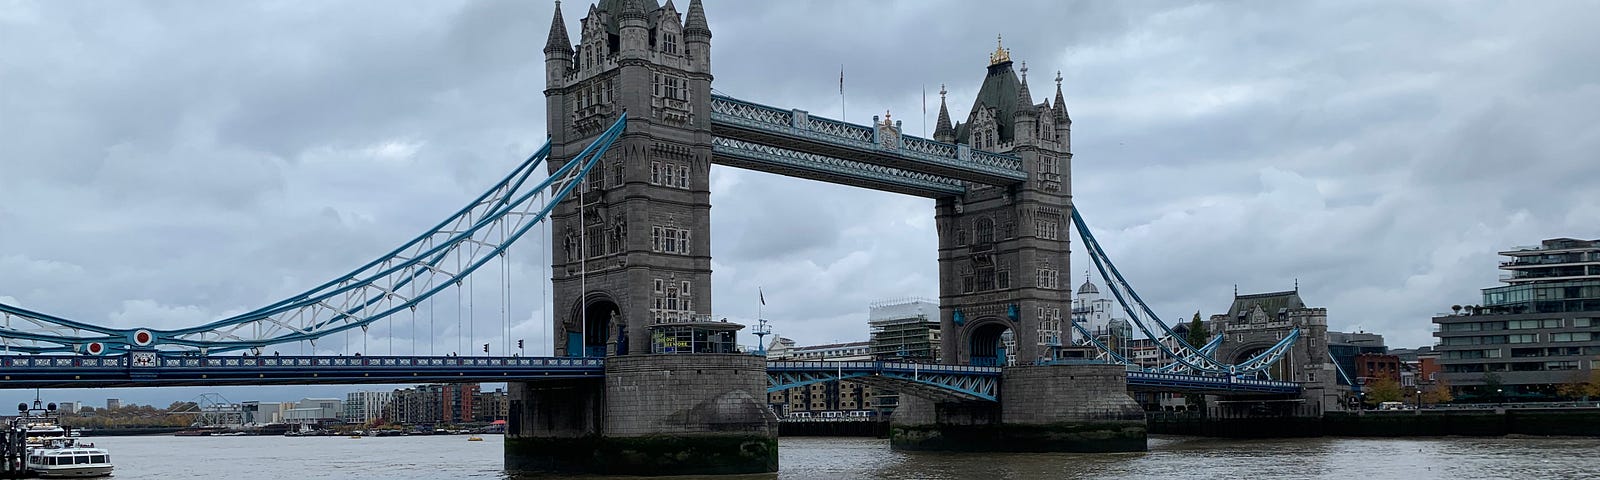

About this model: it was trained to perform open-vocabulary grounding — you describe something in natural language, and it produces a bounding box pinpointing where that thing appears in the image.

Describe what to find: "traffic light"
[517,339,524,349]
[482,343,489,354]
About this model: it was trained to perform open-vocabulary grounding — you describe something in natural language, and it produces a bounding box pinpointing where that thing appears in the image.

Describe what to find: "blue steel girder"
[0,354,605,389]
[712,137,966,198]
[709,95,1027,186]
[766,361,1000,402]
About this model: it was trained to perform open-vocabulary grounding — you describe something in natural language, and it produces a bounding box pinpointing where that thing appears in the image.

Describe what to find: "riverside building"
[1433,238,1600,401]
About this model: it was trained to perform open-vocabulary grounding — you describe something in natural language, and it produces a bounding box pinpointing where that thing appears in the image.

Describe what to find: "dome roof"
[1077,279,1099,295]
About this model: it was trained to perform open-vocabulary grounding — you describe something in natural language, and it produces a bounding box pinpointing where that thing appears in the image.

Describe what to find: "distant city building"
[1354,353,1403,384]
[765,339,876,417]
[1328,331,1387,385]
[1071,279,1140,364]
[57,402,77,414]
[241,401,284,425]
[343,391,392,425]
[1433,238,1600,401]
[386,384,480,425]
[105,399,120,410]
[284,398,342,424]
[867,298,941,361]
[472,388,509,423]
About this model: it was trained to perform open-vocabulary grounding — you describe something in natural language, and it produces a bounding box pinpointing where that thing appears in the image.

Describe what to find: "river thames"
[89,434,1600,479]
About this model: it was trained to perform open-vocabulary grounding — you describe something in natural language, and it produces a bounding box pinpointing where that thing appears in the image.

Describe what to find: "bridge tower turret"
[937,37,1074,368]
[510,1,775,475]
[899,36,1143,455]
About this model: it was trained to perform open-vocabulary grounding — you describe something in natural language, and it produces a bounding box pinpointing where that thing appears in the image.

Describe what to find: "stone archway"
[966,320,1014,367]
[565,294,620,357]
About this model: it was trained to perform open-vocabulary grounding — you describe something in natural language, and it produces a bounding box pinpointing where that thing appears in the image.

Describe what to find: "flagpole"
[839,65,845,121]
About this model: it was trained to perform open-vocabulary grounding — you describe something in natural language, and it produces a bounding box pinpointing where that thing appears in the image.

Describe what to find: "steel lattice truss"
[767,361,1001,402]
[1070,207,1301,377]
[0,115,630,356]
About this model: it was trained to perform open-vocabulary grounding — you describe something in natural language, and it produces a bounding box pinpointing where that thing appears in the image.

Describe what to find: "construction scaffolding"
[867,298,940,361]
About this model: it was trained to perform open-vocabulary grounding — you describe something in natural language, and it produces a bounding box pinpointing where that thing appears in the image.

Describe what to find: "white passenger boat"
[25,438,113,478]
[12,399,114,478]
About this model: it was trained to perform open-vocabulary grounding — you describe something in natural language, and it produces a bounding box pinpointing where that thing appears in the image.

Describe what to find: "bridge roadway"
[0,355,1302,397]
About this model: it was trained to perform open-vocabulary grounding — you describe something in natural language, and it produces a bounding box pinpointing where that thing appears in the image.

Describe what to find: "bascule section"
[509,0,777,475]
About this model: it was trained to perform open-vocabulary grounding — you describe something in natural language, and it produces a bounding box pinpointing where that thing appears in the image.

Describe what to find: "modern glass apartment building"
[1432,238,1600,400]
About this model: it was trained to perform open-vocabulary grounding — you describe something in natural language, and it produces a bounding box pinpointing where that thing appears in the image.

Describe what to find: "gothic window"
[664,229,678,253]
[681,281,691,296]
[662,32,678,55]
[677,165,689,188]
[653,279,664,294]
[962,276,975,293]
[666,288,679,311]
[975,218,994,244]
[677,230,690,254]
[985,130,995,148]
[612,162,624,186]
[651,227,662,252]
[1034,219,1058,240]
[1037,268,1059,289]
[977,268,995,291]
[1041,155,1057,175]
[998,270,1011,289]
[587,168,603,191]
[650,162,661,184]
[585,224,605,258]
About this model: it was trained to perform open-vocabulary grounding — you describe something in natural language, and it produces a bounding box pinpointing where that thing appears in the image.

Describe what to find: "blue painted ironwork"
[0,354,604,389]
[0,114,630,355]
[1071,207,1299,376]
[766,361,1001,402]
[711,137,966,197]
[709,94,1027,186]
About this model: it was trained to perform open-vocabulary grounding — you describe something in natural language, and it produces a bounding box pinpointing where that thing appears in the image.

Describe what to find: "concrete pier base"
[505,354,778,476]
[890,363,1147,452]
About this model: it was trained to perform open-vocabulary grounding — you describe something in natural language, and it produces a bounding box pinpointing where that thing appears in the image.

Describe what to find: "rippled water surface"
[89,434,1600,479]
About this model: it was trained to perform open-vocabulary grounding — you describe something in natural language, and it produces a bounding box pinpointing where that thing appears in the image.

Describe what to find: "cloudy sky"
[3,0,1597,405]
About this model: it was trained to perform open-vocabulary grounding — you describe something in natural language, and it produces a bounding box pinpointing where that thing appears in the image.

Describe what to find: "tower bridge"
[1,0,1343,476]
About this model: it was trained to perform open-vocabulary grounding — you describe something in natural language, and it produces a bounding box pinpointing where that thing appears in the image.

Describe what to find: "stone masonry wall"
[1001,364,1142,423]
[603,354,776,437]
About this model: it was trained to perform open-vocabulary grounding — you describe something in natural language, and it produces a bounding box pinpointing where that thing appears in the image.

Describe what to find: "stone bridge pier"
[506,354,777,475]
[891,363,1147,452]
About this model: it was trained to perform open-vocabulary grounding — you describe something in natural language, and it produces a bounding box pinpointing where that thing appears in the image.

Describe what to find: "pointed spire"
[544,0,572,56]
[684,0,711,38]
[1053,70,1070,123]
[934,84,954,141]
[1015,61,1034,112]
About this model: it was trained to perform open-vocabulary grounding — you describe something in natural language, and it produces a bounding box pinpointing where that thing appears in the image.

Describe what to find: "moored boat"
[25,438,113,478]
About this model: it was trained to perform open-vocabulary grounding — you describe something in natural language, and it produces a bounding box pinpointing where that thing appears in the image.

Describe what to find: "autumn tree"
[1422,379,1454,405]
[1556,368,1600,401]
[1364,376,1405,405]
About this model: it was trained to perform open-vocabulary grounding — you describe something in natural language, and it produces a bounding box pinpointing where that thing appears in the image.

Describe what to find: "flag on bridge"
[759,288,766,306]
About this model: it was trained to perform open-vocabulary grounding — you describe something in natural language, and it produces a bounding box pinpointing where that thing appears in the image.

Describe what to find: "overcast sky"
[3,0,1597,406]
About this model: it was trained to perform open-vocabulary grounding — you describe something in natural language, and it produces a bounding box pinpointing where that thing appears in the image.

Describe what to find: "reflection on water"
[87,434,1600,480]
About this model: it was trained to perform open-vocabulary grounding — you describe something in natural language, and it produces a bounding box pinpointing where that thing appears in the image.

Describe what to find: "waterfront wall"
[1149,408,1600,438]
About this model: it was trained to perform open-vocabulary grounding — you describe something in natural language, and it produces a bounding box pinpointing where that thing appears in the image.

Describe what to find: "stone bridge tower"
[509,1,776,475]
[1211,289,1342,412]
[935,38,1075,367]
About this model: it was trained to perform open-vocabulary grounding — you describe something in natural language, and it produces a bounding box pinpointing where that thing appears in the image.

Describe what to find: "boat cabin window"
[91,455,107,463]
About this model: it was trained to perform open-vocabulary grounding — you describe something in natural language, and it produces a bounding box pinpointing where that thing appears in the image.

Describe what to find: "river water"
[87,434,1600,479]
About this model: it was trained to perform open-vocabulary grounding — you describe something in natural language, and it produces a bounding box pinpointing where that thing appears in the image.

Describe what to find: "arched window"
[975,217,994,244]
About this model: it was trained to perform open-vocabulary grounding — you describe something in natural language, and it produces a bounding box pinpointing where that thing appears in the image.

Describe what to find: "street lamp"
[1497,388,1504,406]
